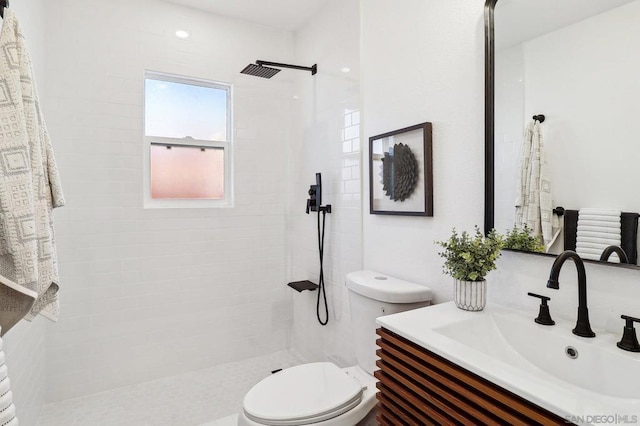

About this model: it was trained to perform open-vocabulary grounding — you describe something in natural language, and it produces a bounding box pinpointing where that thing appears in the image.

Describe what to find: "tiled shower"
[5,0,362,423]
[45,0,294,403]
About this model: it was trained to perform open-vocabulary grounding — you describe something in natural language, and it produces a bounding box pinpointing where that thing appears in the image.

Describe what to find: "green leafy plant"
[435,227,504,282]
[503,225,545,253]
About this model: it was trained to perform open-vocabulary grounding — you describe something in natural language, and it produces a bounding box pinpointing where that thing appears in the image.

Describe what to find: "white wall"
[43,0,295,402]
[361,0,640,336]
[362,0,486,304]
[1,1,49,424]
[495,1,640,241]
[524,1,640,212]
[289,0,362,366]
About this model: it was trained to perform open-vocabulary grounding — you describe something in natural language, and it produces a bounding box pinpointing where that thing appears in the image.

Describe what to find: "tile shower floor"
[36,350,306,426]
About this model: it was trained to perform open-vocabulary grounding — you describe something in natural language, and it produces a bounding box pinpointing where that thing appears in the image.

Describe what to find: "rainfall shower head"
[240,60,317,79]
[240,63,281,79]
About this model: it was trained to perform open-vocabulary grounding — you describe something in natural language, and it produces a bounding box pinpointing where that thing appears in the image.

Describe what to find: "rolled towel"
[578,220,621,229]
[576,236,622,246]
[576,242,612,250]
[0,390,14,413]
[576,231,622,241]
[579,252,602,261]
[0,376,10,396]
[577,226,621,235]
[580,251,620,263]
[577,248,620,263]
[578,247,611,256]
[3,418,18,426]
[0,403,16,425]
[579,208,622,216]
[578,214,622,223]
[0,331,18,426]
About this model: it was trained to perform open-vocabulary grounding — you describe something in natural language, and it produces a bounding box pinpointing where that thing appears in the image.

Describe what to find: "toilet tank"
[346,271,433,375]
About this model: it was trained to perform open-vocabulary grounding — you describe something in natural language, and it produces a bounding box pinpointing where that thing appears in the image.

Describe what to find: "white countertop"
[376,302,640,425]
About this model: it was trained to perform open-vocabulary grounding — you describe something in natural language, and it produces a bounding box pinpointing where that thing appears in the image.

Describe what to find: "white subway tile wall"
[43,0,295,402]
[8,0,365,420]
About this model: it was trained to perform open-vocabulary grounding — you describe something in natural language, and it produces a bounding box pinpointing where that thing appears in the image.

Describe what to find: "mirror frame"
[483,0,640,269]
[484,0,497,237]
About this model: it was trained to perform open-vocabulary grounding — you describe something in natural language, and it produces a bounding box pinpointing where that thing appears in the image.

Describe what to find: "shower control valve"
[306,173,330,214]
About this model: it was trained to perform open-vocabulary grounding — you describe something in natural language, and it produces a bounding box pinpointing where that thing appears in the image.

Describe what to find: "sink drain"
[565,346,579,359]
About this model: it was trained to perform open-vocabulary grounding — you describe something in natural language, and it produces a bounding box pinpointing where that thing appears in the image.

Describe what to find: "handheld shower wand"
[306,173,331,325]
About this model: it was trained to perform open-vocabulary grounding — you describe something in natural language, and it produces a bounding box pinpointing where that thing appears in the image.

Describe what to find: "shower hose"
[316,209,329,326]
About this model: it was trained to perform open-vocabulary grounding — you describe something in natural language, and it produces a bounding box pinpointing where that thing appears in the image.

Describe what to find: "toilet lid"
[243,362,364,426]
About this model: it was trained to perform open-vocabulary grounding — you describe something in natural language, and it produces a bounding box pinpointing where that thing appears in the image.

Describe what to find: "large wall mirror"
[485,0,640,268]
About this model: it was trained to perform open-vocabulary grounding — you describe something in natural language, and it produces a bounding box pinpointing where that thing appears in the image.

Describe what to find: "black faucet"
[546,250,596,338]
[599,246,629,264]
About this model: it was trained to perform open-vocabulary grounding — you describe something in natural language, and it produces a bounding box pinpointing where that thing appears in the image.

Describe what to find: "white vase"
[453,279,487,311]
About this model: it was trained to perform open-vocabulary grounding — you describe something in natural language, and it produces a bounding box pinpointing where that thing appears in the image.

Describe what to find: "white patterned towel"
[515,120,559,251]
[0,9,65,335]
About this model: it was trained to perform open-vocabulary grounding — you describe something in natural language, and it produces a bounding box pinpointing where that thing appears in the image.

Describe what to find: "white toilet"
[238,270,433,426]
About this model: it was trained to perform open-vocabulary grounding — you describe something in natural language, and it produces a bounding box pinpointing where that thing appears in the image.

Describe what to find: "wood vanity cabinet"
[375,328,572,426]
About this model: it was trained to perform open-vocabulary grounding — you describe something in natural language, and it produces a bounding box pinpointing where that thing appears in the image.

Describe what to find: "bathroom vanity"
[375,328,566,425]
[376,303,640,425]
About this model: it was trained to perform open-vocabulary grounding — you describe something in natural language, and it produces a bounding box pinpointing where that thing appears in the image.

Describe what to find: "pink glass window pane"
[150,144,224,199]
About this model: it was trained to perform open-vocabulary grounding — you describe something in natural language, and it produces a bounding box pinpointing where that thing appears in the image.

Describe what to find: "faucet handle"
[527,292,550,303]
[617,315,640,352]
[621,314,640,323]
[527,292,555,326]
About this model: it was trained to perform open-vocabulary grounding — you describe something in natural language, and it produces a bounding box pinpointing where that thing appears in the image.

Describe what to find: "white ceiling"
[496,0,635,49]
[166,0,326,31]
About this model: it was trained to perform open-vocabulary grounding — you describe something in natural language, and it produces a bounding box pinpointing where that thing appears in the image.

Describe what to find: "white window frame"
[143,71,234,209]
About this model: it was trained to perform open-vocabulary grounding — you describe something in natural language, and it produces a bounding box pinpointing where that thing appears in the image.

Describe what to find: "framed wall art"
[369,122,433,216]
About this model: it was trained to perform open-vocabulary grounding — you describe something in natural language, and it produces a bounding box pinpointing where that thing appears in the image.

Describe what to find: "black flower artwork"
[380,143,419,202]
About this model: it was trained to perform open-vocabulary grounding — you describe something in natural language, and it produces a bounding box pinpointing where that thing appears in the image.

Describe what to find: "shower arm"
[256,60,317,75]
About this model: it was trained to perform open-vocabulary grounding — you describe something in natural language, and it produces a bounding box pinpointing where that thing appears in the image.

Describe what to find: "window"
[143,71,233,208]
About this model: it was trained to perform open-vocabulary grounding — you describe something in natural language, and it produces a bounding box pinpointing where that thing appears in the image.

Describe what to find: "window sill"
[143,199,234,209]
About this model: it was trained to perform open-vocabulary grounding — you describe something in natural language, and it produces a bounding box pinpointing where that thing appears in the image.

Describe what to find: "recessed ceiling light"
[175,30,190,39]
[292,95,299,100]
[341,67,351,73]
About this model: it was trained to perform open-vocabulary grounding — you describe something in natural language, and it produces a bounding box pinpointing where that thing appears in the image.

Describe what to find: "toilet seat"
[242,362,364,426]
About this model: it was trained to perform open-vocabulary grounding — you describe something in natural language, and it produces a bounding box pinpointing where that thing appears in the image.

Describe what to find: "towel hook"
[533,114,546,123]
[0,1,8,19]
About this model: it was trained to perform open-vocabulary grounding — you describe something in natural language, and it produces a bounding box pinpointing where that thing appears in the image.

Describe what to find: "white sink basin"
[434,310,639,399]
[377,302,640,424]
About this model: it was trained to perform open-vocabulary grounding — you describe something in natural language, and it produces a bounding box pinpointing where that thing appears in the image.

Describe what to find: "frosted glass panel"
[145,78,228,141]
[150,144,224,199]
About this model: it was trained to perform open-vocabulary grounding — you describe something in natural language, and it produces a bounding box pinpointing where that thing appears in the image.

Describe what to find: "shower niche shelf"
[287,280,319,292]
